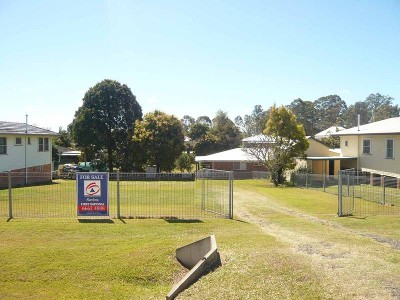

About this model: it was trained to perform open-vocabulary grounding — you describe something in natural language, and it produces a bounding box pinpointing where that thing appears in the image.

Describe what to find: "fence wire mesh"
[292,171,400,217]
[0,170,232,219]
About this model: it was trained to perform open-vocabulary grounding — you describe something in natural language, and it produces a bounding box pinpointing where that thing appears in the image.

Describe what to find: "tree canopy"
[246,105,309,186]
[133,110,184,172]
[69,79,142,171]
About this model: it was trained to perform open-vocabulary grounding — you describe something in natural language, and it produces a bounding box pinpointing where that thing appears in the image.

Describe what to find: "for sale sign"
[77,172,109,216]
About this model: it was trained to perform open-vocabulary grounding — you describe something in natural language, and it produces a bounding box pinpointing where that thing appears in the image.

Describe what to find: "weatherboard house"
[331,116,400,178]
[0,121,58,186]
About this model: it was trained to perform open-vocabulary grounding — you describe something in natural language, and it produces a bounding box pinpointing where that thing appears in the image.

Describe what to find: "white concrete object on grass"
[166,235,220,300]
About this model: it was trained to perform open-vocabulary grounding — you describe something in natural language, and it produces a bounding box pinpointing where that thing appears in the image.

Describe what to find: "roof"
[195,148,259,162]
[332,117,400,136]
[315,126,345,139]
[0,121,58,136]
[242,134,275,144]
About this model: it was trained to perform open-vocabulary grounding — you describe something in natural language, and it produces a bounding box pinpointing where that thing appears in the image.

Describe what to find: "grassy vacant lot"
[1,180,400,299]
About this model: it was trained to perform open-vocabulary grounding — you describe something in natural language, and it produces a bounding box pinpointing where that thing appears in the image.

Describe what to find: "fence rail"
[292,171,400,217]
[0,170,233,220]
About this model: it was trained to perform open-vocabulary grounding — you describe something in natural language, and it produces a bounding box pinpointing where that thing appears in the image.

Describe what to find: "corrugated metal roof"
[332,117,400,136]
[0,121,58,136]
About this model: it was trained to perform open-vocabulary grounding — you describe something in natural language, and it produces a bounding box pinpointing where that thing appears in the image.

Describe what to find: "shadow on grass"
[78,219,115,224]
[164,218,204,223]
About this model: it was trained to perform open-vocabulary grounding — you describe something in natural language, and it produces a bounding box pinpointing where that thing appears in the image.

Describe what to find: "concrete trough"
[166,235,220,299]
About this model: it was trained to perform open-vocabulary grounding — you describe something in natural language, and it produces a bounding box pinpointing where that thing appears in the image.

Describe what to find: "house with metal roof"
[0,121,58,186]
[331,116,400,178]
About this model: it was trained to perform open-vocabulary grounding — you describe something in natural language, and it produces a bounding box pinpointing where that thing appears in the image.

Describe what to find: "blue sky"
[1,0,399,131]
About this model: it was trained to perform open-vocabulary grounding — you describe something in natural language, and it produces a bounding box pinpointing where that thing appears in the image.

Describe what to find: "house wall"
[211,161,267,172]
[0,134,53,172]
[306,139,338,157]
[340,134,400,174]
[340,135,359,157]
[358,135,400,174]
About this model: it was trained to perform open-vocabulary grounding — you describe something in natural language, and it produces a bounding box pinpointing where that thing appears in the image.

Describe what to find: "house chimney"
[357,114,360,131]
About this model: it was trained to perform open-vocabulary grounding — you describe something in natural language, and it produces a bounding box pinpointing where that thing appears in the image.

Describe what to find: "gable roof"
[332,117,400,136]
[0,121,58,136]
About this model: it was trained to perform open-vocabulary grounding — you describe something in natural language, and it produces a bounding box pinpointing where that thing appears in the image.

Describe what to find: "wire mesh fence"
[292,171,400,217]
[338,170,400,217]
[0,170,233,220]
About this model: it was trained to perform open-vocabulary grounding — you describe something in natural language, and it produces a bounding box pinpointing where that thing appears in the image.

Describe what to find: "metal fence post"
[8,171,13,219]
[117,171,121,219]
[201,174,205,211]
[229,171,233,219]
[382,176,386,205]
[338,171,342,216]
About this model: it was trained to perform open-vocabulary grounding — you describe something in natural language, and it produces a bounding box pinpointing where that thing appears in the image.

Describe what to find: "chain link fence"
[0,170,233,220]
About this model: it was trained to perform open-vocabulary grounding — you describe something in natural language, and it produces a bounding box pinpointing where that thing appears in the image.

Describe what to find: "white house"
[0,122,58,184]
[332,116,400,178]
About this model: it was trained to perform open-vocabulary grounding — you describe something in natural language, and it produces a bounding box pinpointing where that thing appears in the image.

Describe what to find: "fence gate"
[338,170,400,217]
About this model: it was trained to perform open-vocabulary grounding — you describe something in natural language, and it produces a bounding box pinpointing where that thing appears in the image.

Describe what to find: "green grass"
[1,180,400,299]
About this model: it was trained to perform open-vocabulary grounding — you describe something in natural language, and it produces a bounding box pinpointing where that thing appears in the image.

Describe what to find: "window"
[27,137,31,145]
[386,139,394,159]
[233,162,247,170]
[362,139,371,154]
[15,137,22,145]
[39,137,49,152]
[345,141,348,147]
[0,137,6,154]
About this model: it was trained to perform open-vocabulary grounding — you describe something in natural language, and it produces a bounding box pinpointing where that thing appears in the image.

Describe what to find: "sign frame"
[76,172,109,217]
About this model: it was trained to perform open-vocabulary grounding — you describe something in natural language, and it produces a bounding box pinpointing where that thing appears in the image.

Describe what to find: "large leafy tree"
[287,98,316,136]
[70,79,142,171]
[246,105,309,186]
[133,110,184,172]
[211,110,242,151]
[364,93,399,122]
[342,101,370,128]
[314,95,347,131]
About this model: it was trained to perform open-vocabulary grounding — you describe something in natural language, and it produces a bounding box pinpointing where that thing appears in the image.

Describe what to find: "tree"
[342,101,369,128]
[210,110,242,151]
[287,98,316,136]
[175,152,194,172]
[235,105,269,137]
[246,105,309,186]
[196,116,212,127]
[314,95,347,131]
[70,80,142,171]
[133,110,184,172]
[194,133,220,156]
[188,122,209,141]
[364,93,399,122]
[53,127,73,148]
[181,115,195,136]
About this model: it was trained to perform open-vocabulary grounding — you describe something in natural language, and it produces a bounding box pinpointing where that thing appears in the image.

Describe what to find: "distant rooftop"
[331,117,400,136]
[0,121,58,136]
[315,126,345,139]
